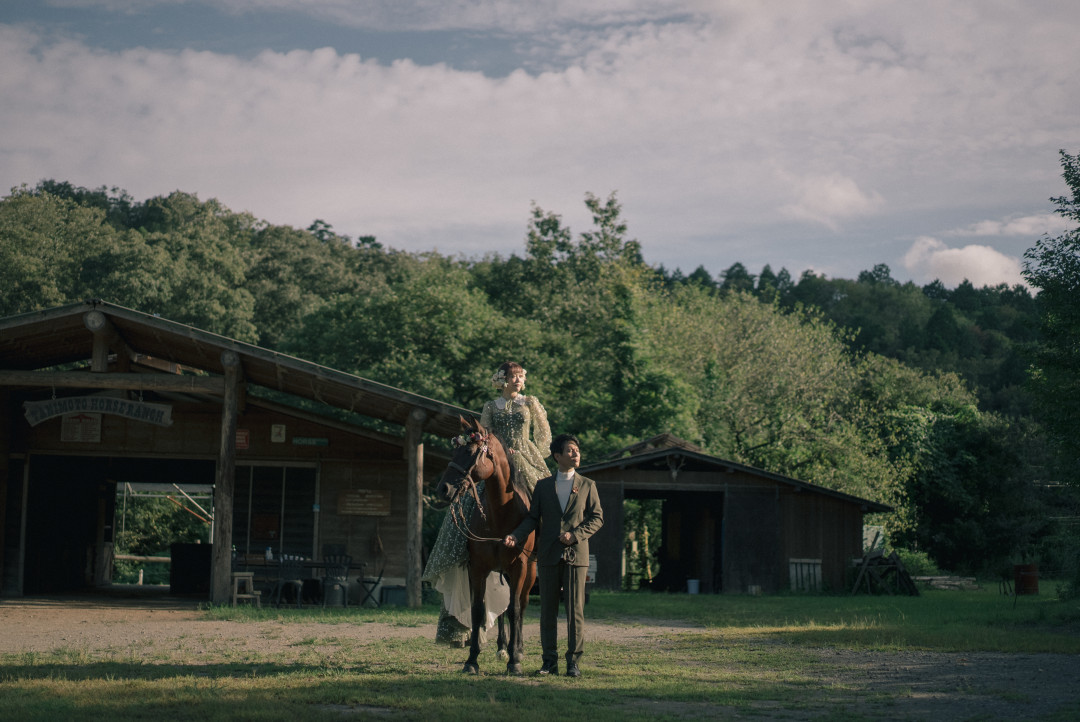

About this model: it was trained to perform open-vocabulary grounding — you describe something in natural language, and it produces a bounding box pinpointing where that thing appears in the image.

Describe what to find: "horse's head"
[436,416,497,502]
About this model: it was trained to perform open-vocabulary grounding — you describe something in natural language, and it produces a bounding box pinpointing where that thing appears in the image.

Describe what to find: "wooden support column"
[405,407,428,608]
[210,351,241,605]
[0,389,9,590]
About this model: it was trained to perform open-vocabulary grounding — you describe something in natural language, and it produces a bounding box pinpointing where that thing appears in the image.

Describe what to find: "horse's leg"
[505,586,523,675]
[463,567,485,675]
[496,612,508,661]
[506,560,534,675]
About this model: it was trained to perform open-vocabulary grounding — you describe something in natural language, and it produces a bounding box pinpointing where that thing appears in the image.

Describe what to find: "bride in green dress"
[423,361,551,645]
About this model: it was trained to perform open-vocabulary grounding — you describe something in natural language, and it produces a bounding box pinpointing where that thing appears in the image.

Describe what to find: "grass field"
[2,585,1079,721]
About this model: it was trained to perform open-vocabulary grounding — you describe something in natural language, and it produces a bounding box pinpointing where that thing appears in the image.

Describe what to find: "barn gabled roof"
[0,300,474,437]
[582,438,892,513]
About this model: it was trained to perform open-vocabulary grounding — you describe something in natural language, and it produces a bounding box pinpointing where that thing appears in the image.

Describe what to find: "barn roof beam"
[84,309,135,372]
[0,369,226,394]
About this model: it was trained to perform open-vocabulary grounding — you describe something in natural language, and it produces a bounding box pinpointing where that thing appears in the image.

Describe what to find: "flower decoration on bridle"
[452,431,487,448]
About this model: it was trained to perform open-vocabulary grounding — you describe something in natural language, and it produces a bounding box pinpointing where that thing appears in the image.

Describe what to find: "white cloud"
[779,174,884,230]
[2,2,1079,281]
[944,212,1070,238]
[902,236,1026,288]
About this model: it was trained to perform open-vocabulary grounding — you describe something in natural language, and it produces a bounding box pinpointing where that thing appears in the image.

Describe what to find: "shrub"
[893,548,941,577]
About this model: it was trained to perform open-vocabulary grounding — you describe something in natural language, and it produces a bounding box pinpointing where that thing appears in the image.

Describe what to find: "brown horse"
[436,416,537,675]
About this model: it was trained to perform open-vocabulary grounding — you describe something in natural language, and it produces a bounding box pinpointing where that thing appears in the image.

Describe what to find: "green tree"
[127,192,258,340]
[631,287,904,502]
[719,262,755,294]
[469,192,654,451]
[0,187,120,315]
[33,180,136,229]
[287,252,533,408]
[885,404,1047,574]
[242,223,360,349]
[1023,149,1080,475]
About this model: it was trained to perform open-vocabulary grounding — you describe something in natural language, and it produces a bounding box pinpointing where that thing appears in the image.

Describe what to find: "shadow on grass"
[0,651,821,722]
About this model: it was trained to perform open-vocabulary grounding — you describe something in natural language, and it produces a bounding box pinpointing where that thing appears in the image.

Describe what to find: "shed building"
[581,434,892,594]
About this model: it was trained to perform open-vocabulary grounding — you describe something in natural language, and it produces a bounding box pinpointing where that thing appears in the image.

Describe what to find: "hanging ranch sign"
[23,396,174,427]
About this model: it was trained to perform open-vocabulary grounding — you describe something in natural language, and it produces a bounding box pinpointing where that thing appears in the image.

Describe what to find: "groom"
[504,433,604,677]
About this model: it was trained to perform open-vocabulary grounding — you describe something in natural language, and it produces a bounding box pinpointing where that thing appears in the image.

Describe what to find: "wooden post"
[405,407,427,608]
[210,351,241,605]
[0,389,9,590]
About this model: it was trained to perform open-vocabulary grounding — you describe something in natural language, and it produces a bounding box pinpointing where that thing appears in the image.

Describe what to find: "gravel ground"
[1,591,1078,720]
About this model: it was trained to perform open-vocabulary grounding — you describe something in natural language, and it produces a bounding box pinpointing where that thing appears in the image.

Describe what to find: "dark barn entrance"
[23,455,214,594]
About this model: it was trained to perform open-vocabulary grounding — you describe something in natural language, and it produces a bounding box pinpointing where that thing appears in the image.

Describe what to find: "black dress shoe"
[564,664,581,678]
[536,662,558,676]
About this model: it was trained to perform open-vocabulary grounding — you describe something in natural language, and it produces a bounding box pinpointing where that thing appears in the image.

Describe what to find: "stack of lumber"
[913,575,979,591]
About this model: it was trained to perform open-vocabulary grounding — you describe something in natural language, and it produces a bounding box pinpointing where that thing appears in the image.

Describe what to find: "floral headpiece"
[452,431,487,448]
[491,366,526,389]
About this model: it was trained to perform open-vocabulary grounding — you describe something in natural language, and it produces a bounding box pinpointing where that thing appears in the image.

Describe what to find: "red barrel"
[1013,564,1039,595]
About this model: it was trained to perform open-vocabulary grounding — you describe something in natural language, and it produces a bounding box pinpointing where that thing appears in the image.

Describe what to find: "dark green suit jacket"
[511,472,604,567]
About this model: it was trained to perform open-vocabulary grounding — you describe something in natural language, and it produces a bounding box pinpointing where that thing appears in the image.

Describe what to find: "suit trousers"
[538,559,588,667]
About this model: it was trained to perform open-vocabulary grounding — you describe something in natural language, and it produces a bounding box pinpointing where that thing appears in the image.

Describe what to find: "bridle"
[444,431,493,524]
[444,430,535,560]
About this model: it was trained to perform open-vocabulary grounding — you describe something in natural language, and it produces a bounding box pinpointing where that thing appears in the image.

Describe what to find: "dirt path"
[2,593,1078,720]
[0,593,697,659]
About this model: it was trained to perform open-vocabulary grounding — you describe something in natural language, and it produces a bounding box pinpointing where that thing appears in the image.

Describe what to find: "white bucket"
[687,579,700,594]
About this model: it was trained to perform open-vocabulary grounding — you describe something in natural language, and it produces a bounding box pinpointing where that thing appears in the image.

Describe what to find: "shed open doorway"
[625,490,724,594]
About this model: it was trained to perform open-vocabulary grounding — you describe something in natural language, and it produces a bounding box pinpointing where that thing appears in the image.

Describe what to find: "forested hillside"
[3,167,1078,582]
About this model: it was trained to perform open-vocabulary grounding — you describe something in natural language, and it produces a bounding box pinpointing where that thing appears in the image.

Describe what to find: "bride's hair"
[492,361,526,388]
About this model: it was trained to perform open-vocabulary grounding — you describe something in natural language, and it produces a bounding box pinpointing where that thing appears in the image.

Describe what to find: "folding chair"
[359,560,384,608]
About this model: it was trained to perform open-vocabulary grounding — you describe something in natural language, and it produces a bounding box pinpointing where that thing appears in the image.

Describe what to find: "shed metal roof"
[0,300,474,437]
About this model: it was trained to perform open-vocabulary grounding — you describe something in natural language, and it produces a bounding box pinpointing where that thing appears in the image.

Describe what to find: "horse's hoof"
[496,649,509,662]
[506,663,524,676]
[463,663,480,675]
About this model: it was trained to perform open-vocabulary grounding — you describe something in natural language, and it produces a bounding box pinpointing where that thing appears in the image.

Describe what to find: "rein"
[446,433,535,561]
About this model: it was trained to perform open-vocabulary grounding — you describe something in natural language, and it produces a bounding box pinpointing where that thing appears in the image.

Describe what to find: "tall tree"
[1023,149,1080,476]
[0,187,119,315]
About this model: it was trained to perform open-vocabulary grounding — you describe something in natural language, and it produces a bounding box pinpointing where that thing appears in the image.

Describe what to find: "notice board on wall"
[337,489,391,516]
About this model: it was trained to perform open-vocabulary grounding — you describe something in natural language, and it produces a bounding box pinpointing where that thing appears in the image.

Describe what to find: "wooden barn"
[582,435,892,594]
[0,300,473,606]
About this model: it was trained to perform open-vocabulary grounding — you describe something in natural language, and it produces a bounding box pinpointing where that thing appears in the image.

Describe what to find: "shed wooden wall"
[722,486,781,593]
[589,480,623,590]
[778,489,864,591]
[588,465,869,594]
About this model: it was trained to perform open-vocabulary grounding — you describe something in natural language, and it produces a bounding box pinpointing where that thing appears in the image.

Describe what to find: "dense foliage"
[1023,150,1080,594]
[4,159,1078,577]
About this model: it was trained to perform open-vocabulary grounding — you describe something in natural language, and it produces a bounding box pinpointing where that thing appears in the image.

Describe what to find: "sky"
[2,1,1078,289]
